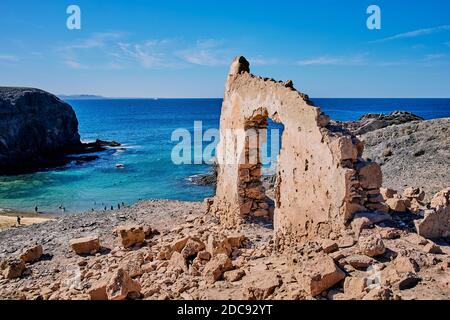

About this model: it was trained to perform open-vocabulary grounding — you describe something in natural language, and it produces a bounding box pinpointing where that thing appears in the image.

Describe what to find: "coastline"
[0,208,56,231]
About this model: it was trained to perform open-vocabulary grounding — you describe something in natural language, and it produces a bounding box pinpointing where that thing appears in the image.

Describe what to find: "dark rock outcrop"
[0,87,119,175]
[335,111,424,135]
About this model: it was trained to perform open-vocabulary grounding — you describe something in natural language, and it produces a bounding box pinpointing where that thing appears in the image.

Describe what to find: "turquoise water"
[0,98,449,214]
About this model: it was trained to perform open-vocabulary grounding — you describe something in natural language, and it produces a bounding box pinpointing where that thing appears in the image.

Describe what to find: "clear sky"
[0,0,449,98]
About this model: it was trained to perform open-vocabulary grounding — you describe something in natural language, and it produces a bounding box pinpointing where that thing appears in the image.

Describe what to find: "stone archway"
[207,56,384,249]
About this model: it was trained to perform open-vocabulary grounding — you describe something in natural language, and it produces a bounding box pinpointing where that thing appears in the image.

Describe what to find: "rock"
[2,259,26,279]
[243,271,282,300]
[358,233,385,257]
[226,234,246,248]
[380,188,397,200]
[197,251,211,261]
[116,225,145,248]
[378,227,400,239]
[357,162,382,190]
[19,245,43,263]
[320,239,338,254]
[362,287,395,300]
[181,238,205,259]
[385,198,408,212]
[224,269,246,282]
[299,255,346,297]
[415,188,450,238]
[69,236,100,255]
[203,253,233,283]
[106,268,141,300]
[338,235,355,248]
[169,252,188,273]
[422,242,443,254]
[0,87,81,174]
[88,280,109,300]
[343,254,377,269]
[404,233,428,246]
[403,187,425,201]
[351,217,372,237]
[344,276,367,299]
[391,256,420,273]
[206,234,232,257]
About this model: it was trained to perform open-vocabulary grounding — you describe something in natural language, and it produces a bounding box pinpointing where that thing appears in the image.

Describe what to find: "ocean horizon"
[0,97,449,214]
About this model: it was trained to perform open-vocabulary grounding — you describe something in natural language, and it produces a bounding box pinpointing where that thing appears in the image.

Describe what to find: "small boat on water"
[115,164,125,169]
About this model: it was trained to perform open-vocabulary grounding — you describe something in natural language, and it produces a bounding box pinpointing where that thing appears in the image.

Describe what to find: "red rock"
[299,255,346,297]
[69,236,100,255]
[244,271,282,300]
[2,259,26,279]
[19,245,43,263]
[116,225,145,248]
[203,253,233,283]
[358,234,385,257]
[106,268,141,300]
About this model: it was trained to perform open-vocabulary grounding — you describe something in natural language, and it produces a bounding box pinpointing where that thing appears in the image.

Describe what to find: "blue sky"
[0,0,449,98]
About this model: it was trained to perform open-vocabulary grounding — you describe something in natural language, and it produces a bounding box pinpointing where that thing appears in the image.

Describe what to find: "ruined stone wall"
[208,56,384,248]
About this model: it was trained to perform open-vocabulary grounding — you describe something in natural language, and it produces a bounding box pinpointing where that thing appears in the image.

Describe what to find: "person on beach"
[117,203,121,209]
[34,206,38,213]
[17,216,21,226]
[111,205,114,211]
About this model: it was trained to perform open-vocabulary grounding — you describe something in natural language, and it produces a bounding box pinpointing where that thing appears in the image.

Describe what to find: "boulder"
[88,280,109,300]
[299,255,346,297]
[224,269,246,282]
[403,187,425,201]
[357,162,382,190]
[203,253,233,283]
[385,198,408,212]
[358,233,385,257]
[0,87,81,174]
[19,245,43,263]
[343,254,377,269]
[415,188,450,238]
[69,236,100,255]
[169,251,188,273]
[106,268,141,300]
[181,238,205,259]
[244,271,282,300]
[344,276,368,299]
[206,234,232,257]
[320,239,338,254]
[380,188,397,200]
[2,259,26,279]
[116,225,145,248]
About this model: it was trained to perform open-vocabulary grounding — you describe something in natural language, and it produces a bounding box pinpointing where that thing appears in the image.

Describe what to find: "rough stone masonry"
[208,56,385,249]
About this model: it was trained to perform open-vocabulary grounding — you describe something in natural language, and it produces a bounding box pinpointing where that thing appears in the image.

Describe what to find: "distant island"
[58,94,105,100]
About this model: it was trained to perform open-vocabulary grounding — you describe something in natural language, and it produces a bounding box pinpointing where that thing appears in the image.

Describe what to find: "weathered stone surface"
[203,253,233,283]
[19,245,43,263]
[344,276,367,299]
[0,87,81,174]
[380,187,397,200]
[343,254,377,269]
[244,271,282,300]
[320,239,338,254]
[224,269,246,282]
[169,251,188,273]
[88,279,108,300]
[2,259,26,279]
[415,188,450,239]
[106,268,141,300]
[116,225,145,248]
[181,238,205,259]
[385,198,408,212]
[358,233,385,257]
[299,255,346,297]
[403,187,425,201]
[209,56,382,244]
[69,236,100,255]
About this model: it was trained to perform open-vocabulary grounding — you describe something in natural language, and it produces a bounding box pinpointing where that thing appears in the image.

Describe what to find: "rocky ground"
[0,189,449,300]
[361,118,450,200]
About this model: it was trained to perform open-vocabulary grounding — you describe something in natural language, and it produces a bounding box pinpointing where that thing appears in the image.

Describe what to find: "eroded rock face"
[208,56,383,246]
[0,87,81,174]
[415,188,450,238]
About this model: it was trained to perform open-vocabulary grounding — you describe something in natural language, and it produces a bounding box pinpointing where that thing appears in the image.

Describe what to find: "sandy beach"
[0,208,55,231]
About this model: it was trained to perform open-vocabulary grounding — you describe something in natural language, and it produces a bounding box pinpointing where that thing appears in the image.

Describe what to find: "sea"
[0,98,449,214]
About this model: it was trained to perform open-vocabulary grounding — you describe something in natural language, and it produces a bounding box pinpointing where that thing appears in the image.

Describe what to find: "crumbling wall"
[208,56,384,248]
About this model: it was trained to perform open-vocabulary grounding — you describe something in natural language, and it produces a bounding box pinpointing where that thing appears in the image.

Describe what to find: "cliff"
[0,87,82,174]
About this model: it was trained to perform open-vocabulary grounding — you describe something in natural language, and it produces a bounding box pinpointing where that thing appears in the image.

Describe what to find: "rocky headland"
[0,87,120,175]
[0,59,448,301]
